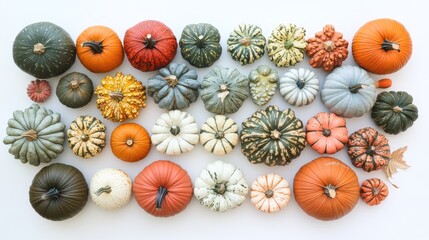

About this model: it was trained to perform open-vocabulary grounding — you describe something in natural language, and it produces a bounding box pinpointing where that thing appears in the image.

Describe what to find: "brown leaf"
[384,146,410,188]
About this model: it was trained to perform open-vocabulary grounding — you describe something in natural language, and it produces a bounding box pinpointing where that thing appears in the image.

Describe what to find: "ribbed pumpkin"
[360,178,389,206]
[110,123,151,162]
[76,25,124,73]
[240,105,306,166]
[199,115,239,155]
[248,65,279,106]
[133,160,193,217]
[293,157,360,221]
[227,23,266,65]
[250,173,291,213]
[124,20,177,72]
[27,79,51,103]
[13,22,76,78]
[56,72,94,109]
[279,68,320,107]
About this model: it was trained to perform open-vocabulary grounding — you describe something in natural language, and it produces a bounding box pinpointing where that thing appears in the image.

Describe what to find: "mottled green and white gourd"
[279,68,319,107]
[200,115,239,155]
[248,65,279,106]
[227,24,266,65]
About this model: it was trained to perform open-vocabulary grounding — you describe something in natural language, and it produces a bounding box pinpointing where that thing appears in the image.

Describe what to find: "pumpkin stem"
[323,40,336,52]
[109,91,124,101]
[82,41,104,54]
[170,125,180,136]
[144,34,157,49]
[270,129,281,140]
[164,75,179,87]
[215,131,224,139]
[381,39,400,52]
[196,35,206,48]
[284,40,294,49]
[349,84,368,93]
[323,184,337,198]
[239,37,252,46]
[126,138,134,146]
[155,186,169,210]
[322,129,331,137]
[265,189,274,198]
[80,134,89,142]
[21,129,38,141]
[94,186,112,196]
[372,187,380,196]
[296,79,305,89]
[33,43,46,55]
[366,145,376,156]
[41,187,60,200]
[217,84,230,103]
[69,80,81,89]
[393,106,403,112]
[214,182,226,195]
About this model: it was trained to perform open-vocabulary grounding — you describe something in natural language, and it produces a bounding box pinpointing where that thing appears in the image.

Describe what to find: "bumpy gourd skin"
[227,23,266,65]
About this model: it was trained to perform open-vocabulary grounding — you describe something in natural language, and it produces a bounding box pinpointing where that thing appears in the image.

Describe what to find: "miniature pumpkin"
[133,160,193,217]
[29,163,88,221]
[56,72,94,109]
[194,160,248,212]
[3,104,65,166]
[13,22,76,78]
[200,115,239,155]
[227,23,266,65]
[124,20,177,72]
[248,65,278,106]
[293,156,360,221]
[67,115,106,159]
[371,91,418,135]
[240,105,306,166]
[279,68,319,107]
[110,123,151,162]
[360,178,389,206]
[27,79,51,103]
[147,62,200,110]
[179,23,222,68]
[151,110,199,156]
[352,18,412,74]
[90,168,132,210]
[266,23,306,67]
[306,112,348,154]
[250,173,291,213]
[94,72,146,122]
[306,24,349,72]
[200,66,249,114]
[76,25,124,73]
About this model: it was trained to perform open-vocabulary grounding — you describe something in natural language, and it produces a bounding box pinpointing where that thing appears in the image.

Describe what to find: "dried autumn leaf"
[384,146,410,188]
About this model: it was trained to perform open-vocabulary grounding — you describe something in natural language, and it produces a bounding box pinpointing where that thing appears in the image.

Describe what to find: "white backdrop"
[1,1,427,239]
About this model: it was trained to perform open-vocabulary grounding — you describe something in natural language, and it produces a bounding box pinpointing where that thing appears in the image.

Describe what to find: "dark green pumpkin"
[179,23,222,68]
[371,91,418,134]
[240,105,306,166]
[56,72,94,108]
[29,163,89,221]
[227,24,266,65]
[13,22,76,79]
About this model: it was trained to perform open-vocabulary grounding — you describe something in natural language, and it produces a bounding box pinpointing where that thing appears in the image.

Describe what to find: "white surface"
[1,1,427,239]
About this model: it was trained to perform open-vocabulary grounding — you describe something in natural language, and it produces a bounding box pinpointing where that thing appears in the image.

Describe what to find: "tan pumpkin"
[250,174,291,213]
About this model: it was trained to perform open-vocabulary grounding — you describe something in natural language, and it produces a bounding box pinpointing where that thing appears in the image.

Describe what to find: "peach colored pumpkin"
[250,174,291,213]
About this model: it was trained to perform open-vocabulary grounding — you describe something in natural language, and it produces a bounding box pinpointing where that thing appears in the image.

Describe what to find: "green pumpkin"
[248,65,278,106]
[13,22,76,79]
[56,72,94,108]
[2,104,66,166]
[371,91,418,134]
[227,24,266,65]
[200,66,249,114]
[240,105,306,166]
[147,63,200,110]
[179,23,222,68]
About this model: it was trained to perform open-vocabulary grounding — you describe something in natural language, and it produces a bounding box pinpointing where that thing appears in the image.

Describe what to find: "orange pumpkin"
[76,25,124,73]
[133,160,193,217]
[293,157,360,221]
[360,178,389,206]
[306,112,348,154]
[110,123,151,162]
[352,18,412,74]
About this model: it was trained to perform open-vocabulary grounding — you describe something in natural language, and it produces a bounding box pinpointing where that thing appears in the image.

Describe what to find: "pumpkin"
[179,23,222,68]
[27,79,51,103]
[306,24,349,72]
[151,110,199,156]
[124,20,177,72]
[67,115,106,159]
[352,18,412,74]
[240,105,306,166]
[248,65,278,106]
[194,160,248,212]
[266,23,306,67]
[147,62,200,110]
[371,91,418,135]
[133,160,193,217]
[29,163,88,221]
[56,72,94,109]
[90,168,132,210]
[360,178,389,206]
[279,68,319,107]
[200,115,239,155]
[3,104,65,166]
[347,127,390,172]
[200,66,249,114]
[227,23,266,65]
[110,123,151,162]
[12,22,76,79]
[305,112,348,154]
[250,173,291,213]
[76,25,124,73]
[94,72,146,122]
[293,156,360,221]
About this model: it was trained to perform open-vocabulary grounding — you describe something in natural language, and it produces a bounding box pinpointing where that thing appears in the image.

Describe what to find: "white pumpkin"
[151,110,199,156]
[90,168,132,210]
[200,115,239,155]
[250,173,291,213]
[194,160,248,212]
[279,68,319,107]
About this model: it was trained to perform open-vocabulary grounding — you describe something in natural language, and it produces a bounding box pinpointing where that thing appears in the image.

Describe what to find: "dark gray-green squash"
[227,24,266,65]
[13,22,76,79]
[56,72,94,108]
